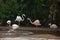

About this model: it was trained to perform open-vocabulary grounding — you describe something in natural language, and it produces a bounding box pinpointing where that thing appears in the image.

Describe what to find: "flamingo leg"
[9,24,11,28]
[36,26,37,34]
[18,21,20,26]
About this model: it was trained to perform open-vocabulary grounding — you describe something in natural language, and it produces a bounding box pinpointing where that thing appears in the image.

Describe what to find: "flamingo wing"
[32,20,41,26]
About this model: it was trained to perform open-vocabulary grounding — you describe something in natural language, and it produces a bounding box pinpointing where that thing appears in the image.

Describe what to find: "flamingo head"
[48,23,52,26]
[7,20,11,24]
[22,14,26,17]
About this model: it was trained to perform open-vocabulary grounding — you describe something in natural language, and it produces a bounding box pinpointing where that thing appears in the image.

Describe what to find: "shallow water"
[0,33,60,40]
[0,37,60,40]
[0,27,60,40]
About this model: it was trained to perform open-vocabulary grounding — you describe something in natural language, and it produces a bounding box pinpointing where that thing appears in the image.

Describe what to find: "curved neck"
[28,18,33,24]
[22,15,24,21]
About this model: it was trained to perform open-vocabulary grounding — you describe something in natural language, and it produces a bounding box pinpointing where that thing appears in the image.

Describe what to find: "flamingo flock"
[7,14,26,32]
[6,14,58,32]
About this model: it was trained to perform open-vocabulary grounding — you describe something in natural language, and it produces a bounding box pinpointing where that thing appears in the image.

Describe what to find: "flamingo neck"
[22,15,24,21]
[28,18,33,24]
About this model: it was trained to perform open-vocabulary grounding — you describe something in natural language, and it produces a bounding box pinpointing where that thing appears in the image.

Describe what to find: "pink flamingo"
[27,18,41,33]
[48,23,58,29]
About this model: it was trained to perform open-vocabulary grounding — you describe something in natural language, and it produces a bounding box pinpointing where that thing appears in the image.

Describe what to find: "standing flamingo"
[27,18,41,33]
[15,14,26,25]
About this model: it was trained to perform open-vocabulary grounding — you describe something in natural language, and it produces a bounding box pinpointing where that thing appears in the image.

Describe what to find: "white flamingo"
[15,14,26,25]
[8,24,19,32]
[7,20,11,27]
[27,18,41,33]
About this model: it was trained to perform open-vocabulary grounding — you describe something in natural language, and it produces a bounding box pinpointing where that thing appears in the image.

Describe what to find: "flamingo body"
[50,24,58,29]
[32,20,41,26]
[12,24,19,30]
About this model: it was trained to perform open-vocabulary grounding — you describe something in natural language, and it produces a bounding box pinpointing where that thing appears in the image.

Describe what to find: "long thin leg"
[36,26,37,34]
[18,22,20,26]
[9,24,11,28]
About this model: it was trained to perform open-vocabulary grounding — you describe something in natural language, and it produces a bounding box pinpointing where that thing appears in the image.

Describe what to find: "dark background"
[0,0,60,27]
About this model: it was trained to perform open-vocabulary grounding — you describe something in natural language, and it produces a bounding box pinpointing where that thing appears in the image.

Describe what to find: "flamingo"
[8,24,19,32]
[15,14,26,25]
[7,20,11,27]
[48,23,58,29]
[27,18,41,33]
